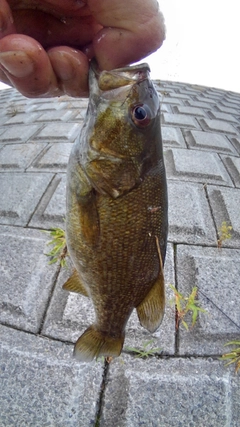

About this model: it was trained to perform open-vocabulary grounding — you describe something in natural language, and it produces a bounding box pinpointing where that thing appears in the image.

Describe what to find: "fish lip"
[90,59,151,92]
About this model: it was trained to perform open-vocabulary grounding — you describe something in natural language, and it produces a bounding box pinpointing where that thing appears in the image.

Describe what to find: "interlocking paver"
[221,155,240,188]
[161,126,186,147]
[101,356,239,427]
[30,173,66,228]
[168,181,216,245]
[172,105,206,117]
[42,244,176,355]
[177,245,240,355]
[0,325,103,427]
[0,172,54,225]
[0,143,47,171]
[0,226,58,332]
[185,99,216,109]
[207,185,240,248]
[207,110,239,123]
[214,104,240,115]
[29,142,73,172]
[199,118,238,134]
[184,129,238,154]
[0,124,41,143]
[164,148,233,186]
[35,122,81,141]
[162,113,200,128]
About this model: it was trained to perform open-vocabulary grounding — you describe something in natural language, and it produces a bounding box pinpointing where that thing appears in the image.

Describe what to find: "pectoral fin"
[136,269,165,333]
[62,269,89,297]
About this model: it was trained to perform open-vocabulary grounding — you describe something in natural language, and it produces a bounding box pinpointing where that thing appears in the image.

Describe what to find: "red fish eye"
[132,105,151,127]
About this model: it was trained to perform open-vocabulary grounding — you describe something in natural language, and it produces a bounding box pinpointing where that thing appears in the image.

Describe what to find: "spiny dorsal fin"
[62,269,89,297]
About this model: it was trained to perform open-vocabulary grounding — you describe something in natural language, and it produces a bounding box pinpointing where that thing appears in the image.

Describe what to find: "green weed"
[170,285,207,330]
[220,340,240,374]
[44,227,68,267]
[217,221,232,248]
[125,340,162,358]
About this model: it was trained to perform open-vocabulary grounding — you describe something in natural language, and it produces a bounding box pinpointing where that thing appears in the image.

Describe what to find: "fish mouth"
[90,60,150,92]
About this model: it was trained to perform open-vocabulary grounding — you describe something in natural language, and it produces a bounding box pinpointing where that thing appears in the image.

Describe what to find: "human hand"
[0,0,165,97]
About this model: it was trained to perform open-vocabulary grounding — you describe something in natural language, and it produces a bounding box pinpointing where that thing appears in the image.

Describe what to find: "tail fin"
[74,325,124,362]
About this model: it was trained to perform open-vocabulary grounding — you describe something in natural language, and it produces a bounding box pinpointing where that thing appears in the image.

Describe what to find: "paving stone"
[101,356,239,427]
[159,97,183,106]
[172,105,206,117]
[0,143,47,171]
[221,97,240,107]
[36,109,77,122]
[177,245,240,355]
[35,122,81,141]
[194,96,217,105]
[0,226,58,332]
[0,172,54,226]
[229,136,240,155]
[199,118,238,134]
[0,124,41,143]
[29,142,73,172]
[220,100,240,110]
[207,110,239,123]
[214,104,240,115]
[185,100,216,109]
[25,100,70,112]
[161,126,186,147]
[162,113,200,128]
[207,185,240,248]
[160,103,171,113]
[168,181,216,245]
[0,325,103,427]
[42,244,176,355]
[3,111,41,125]
[221,155,240,188]
[164,148,233,186]
[184,130,238,154]
[30,173,66,229]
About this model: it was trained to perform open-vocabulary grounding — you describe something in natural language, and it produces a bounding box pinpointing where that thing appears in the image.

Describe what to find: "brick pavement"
[0,82,239,426]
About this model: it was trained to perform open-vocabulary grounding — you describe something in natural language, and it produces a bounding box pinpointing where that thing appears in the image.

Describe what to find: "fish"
[63,61,168,362]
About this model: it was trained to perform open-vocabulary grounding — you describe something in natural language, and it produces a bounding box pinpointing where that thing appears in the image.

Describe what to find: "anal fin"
[62,269,89,297]
[136,268,165,333]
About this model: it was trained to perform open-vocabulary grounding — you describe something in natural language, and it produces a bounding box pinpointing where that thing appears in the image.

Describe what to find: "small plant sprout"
[169,285,207,330]
[44,227,68,267]
[125,340,162,358]
[220,340,240,374]
[217,221,232,248]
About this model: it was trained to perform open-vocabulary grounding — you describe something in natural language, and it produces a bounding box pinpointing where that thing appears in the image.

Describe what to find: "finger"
[0,34,60,97]
[48,47,89,97]
[89,0,166,70]
[0,0,16,38]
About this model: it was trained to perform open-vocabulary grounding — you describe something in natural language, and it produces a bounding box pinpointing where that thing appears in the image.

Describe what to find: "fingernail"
[0,51,34,78]
[49,52,75,81]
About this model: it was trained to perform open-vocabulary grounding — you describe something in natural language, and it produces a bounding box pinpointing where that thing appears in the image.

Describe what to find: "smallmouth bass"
[64,61,168,362]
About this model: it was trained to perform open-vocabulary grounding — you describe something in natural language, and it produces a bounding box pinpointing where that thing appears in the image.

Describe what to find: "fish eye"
[131,104,151,127]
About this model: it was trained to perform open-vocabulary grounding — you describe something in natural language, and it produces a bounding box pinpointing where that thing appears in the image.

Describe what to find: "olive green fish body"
[65,62,168,361]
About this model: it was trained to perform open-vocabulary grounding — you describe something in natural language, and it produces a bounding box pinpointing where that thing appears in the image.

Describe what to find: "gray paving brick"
[30,173,66,229]
[221,97,240,107]
[164,148,233,186]
[0,143,47,171]
[0,226,58,332]
[207,110,239,123]
[230,136,240,155]
[220,100,240,110]
[0,325,103,427]
[214,104,240,115]
[42,244,176,355]
[35,122,81,141]
[3,111,41,125]
[159,97,183,106]
[0,172,54,225]
[185,99,216,109]
[0,124,41,143]
[199,118,238,134]
[207,185,240,248]
[184,130,238,154]
[101,356,239,427]
[168,181,216,245]
[160,103,171,113]
[162,113,200,128]
[29,142,73,172]
[172,105,206,117]
[25,100,70,112]
[177,245,240,355]
[221,155,240,188]
[36,109,77,122]
[161,126,186,147]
